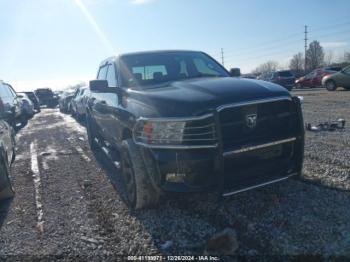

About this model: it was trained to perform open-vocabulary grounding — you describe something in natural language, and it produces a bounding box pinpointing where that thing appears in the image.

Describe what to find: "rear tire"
[120,139,160,209]
[325,80,337,91]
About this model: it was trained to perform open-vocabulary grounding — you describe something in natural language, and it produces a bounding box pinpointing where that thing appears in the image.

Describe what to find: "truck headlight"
[134,120,186,145]
[133,114,217,148]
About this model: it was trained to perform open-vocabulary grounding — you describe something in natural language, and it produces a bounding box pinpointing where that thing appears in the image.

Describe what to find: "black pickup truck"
[86,50,304,209]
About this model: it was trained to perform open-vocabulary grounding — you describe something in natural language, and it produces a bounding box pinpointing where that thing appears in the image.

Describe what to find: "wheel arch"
[122,128,132,141]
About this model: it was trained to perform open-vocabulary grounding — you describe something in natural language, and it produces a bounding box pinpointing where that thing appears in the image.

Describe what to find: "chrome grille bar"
[223,137,296,156]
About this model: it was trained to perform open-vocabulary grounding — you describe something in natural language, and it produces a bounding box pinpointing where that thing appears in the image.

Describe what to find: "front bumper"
[138,97,305,196]
[141,136,303,195]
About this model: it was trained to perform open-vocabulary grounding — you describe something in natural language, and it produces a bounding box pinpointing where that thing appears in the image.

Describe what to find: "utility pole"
[221,48,224,66]
[304,25,308,73]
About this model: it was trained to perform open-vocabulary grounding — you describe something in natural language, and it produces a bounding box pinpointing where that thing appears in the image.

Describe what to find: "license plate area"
[223,142,295,186]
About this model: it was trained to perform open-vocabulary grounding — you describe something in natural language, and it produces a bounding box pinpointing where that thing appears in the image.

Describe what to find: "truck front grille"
[182,115,217,146]
[219,99,298,151]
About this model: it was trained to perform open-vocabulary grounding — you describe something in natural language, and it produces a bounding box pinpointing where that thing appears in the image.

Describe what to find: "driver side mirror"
[89,80,109,92]
[230,68,241,77]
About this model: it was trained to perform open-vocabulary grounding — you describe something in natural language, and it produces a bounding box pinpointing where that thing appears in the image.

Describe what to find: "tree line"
[253,40,350,76]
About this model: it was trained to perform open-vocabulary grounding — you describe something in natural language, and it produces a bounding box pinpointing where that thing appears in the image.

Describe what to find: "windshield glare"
[120,52,230,87]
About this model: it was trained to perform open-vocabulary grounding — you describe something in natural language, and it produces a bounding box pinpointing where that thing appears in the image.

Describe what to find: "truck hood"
[127,77,291,117]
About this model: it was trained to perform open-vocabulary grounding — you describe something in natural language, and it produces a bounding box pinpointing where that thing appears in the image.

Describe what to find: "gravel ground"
[0,88,350,260]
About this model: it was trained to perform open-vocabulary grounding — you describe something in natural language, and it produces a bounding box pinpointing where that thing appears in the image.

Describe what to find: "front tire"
[325,80,337,91]
[120,139,160,209]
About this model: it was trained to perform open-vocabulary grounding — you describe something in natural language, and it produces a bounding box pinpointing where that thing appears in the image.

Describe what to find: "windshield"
[120,51,230,87]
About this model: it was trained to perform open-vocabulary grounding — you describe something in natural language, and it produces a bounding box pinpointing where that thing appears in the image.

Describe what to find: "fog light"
[166,173,186,183]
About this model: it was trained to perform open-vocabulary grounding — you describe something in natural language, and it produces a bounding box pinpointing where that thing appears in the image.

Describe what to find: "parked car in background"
[0,97,15,200]
[22,91,41,113]
[35,88,58,108]
[241,73,257,79]
[258,71,295,91]
[71,86,89,120]
[0,81,27,129]
[59,89,76,113]
[17,93,35,119]
[295,67,341,88]
[322,65,350,91]
[86,50,304,209]
[267,70,295,91]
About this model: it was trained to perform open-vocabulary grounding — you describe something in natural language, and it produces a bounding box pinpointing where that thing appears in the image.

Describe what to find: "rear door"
[308,71,318,87]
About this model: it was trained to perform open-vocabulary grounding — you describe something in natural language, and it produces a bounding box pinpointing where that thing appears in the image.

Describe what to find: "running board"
[222,173,297,197]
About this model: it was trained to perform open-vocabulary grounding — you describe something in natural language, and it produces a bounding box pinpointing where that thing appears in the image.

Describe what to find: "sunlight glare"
[74,0,116,54]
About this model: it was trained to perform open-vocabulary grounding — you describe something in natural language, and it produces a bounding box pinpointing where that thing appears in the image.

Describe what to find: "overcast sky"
[1,0,350,91]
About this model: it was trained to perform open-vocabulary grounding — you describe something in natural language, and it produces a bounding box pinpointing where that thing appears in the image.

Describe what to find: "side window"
[106,64,117,87]
[97,66,108,80]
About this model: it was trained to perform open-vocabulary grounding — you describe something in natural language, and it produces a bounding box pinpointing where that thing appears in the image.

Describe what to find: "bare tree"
[289,52,304,73]
[253,60,279,75]
[306,40,324,70]
[324,50,334,66]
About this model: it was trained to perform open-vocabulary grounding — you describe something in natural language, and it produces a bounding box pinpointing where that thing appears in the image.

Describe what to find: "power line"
[220,32,302,56]
[215,27,350,63]
[222,39,301,59]
[312,21,350,32]
[214,21,350,71]
[224,45,302,63]
[218,20,350,57]
[310,28,350,41]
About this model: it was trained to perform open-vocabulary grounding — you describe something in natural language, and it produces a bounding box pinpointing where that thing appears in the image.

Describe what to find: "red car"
[295,67,341,88]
